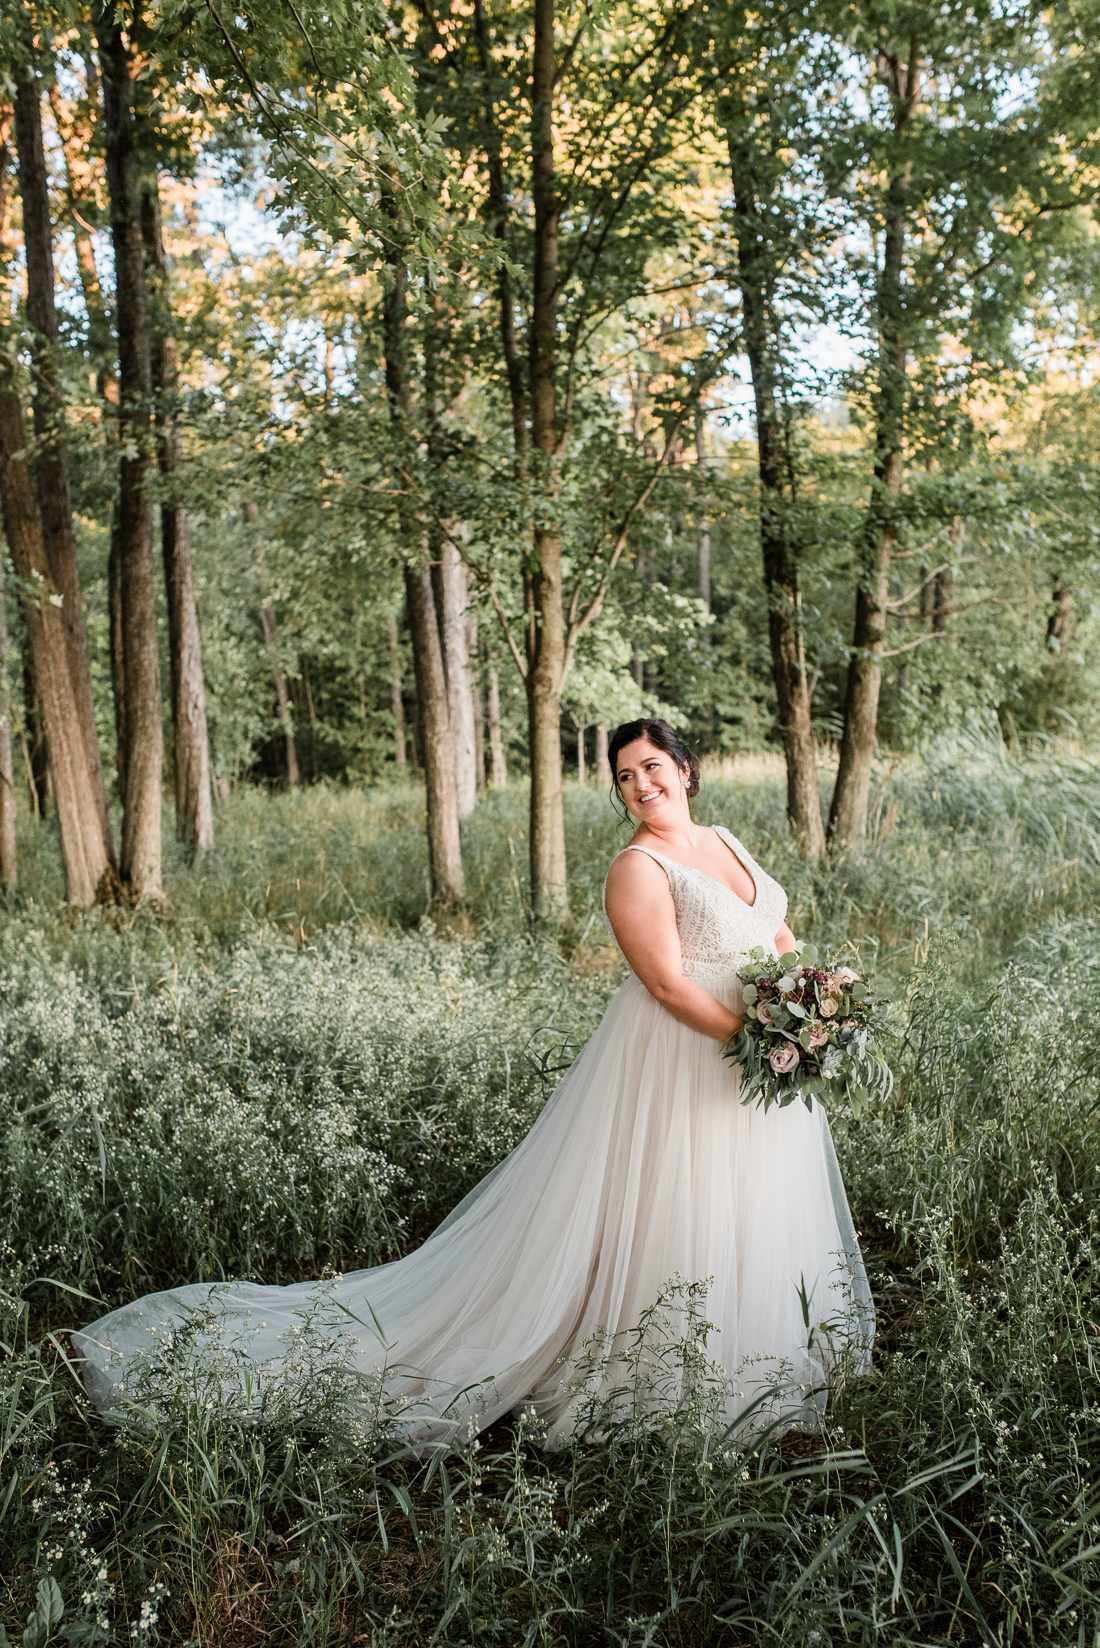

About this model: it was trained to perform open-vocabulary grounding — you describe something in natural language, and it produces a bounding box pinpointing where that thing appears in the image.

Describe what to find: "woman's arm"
[604,852,743,1044]
[775,918,797,956]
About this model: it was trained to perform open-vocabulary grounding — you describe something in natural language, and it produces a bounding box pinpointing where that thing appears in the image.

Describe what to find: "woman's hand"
[603,851,744,1044]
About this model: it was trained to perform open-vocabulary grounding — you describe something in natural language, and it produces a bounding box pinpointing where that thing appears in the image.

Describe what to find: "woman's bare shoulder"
[604,846,671,904]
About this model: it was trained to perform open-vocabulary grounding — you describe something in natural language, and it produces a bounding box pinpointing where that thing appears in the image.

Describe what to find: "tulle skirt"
[74,971,873,1446]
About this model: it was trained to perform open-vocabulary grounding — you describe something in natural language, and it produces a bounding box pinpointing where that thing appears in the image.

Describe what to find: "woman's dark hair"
[607,718,701,801]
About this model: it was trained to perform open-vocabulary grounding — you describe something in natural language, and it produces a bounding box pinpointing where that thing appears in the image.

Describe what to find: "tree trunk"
[1047,574,1074,651]
[141,182,214,852]
[21,637,47,819]
[96,7,163,894]
[576,723,585,783]
[13,66,115,869]
[932,566,951,636]
[438,536,477,817]
[260,598,300,789]
[595,723,610,788]
[469,618,486,791]
[487,663,507,788]
[695,405,711,609]
[381,196,464,895]
[389,611,407,771]
[0,392,113,902]
[107,520,127,798]
[245,503,300,788]
[829,44,919,851]
[932,516,960,640]
[0,541,16,889]
[405,562,466,903]
[475,0,562,906]
[527,0,568,918]
[727,126,826,859]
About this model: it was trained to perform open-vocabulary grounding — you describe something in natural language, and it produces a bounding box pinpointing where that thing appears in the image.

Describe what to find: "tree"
[713,10,831,857]
[826,0,1087,846]
[828,34,922,849]
[0,395,114,902]
[12,46,116,869]
[399,0,709,914]
[140,185,214,851]
[95,0,164,894]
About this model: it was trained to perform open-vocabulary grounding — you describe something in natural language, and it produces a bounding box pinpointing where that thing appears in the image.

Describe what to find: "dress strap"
[712,826,756,874]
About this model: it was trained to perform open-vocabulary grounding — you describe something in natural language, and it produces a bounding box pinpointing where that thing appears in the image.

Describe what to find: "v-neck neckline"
[628,826,759,909]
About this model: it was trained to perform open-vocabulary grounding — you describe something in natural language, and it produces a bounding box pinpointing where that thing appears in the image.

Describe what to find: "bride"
[75,718,873,1445]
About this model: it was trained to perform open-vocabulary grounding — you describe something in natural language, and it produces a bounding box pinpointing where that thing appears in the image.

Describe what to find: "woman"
[75,719,872,1444]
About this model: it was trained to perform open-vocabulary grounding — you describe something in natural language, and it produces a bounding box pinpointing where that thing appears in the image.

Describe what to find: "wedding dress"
[74,827,873,1445]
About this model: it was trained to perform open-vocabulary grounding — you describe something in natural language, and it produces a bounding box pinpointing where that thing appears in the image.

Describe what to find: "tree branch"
[559,403,694,685]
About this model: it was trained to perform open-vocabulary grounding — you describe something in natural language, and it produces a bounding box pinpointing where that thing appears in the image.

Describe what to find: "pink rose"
[756,1002,774,1025]
[807,1024,829,1048]
[835,966,859,985]
[769,1044,801,1074]
[819,997,839,1017]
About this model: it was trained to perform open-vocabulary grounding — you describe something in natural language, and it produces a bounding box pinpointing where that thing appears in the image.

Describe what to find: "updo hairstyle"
[606,718,701,802]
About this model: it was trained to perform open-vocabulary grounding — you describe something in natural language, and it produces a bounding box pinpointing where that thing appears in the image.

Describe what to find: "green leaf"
[778,951,799,968]
[742,982,758,1004]
[38,1577,64,1629]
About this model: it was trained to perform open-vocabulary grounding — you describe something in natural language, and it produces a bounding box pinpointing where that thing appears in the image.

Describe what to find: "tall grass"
[3,745,1100,1643]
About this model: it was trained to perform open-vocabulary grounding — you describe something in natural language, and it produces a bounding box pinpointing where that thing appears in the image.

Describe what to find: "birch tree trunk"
[13,66,115,869]
[0,392,113,902]
[96,6,163,894]
[829,44,920,851]
[141,183,214,851]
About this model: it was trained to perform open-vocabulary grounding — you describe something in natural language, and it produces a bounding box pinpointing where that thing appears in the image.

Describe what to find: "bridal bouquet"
[723,943,892,1116]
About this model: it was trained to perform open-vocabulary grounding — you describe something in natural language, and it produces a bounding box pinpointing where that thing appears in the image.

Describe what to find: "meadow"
[4,744,1100,1646]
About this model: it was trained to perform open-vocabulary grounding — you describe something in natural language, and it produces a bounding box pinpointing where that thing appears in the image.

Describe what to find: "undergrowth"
[3,745,1100,1643]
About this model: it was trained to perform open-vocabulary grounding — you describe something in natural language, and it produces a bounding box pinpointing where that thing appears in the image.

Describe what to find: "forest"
[0,0,1097,911]
[4,0,1100,1642]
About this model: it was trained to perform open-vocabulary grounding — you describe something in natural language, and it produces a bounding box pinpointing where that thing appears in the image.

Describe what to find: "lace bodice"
[604,826,788,985]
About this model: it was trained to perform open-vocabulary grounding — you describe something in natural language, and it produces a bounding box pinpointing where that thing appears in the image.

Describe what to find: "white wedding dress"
[75,827,873,1445]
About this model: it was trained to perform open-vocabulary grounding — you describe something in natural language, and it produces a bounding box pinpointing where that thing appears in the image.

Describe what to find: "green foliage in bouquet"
[724,943,893,1116]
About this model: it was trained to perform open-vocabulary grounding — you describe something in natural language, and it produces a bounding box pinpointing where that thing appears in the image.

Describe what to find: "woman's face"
[615,739,691,826]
